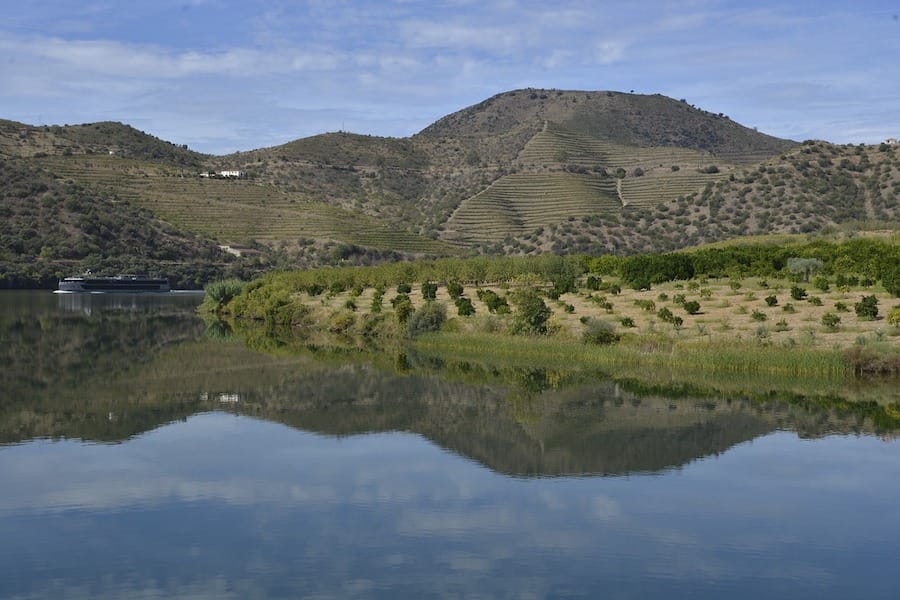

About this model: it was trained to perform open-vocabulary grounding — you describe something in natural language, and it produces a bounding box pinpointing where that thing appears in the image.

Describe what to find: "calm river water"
[1,291,899,599]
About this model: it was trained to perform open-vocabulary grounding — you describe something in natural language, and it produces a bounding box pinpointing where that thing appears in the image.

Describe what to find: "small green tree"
[787,257,824,282]
[391,293,414,324]
[854,295,879,320]
[821,312,841,331]
[790,286,808,300]
[765,295,778,306]
[581,318,620,345]
[407,302,446,337]
[511,289,552,335]
[421,281,438,300]
[887,306,900,326]
[683,300,701,315]
[447,281,464,300]
[455,297,475,316]
[204,278,245,313]
[813,276,830,292]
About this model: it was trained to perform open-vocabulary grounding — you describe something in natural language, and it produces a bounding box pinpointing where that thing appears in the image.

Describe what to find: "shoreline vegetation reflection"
[2,291,898,479]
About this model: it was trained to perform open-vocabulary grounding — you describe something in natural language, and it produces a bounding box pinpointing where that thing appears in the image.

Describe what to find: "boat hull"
[57,276,171,293]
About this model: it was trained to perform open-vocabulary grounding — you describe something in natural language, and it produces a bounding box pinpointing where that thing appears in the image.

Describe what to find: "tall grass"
[413,332,853,379]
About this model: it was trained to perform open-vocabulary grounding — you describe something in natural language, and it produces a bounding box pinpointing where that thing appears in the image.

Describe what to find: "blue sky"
[2,0,898,155]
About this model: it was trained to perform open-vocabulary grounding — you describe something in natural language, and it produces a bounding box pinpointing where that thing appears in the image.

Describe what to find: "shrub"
[813,275,830,292]
[808,296,823,306]
[620,316,635,328]
[204,278,245,311]
[455,296,475,316]
[511,289,552,335]
[582,318,620,345]
[657,292,669,302]
[881,264,900,297]
[765,295,778,306]
[635,299,656,312]
[782,303,796,313]
[657,307,675,323]
[774,319,790,332]
[751,310,767,322]
[821,312,841,331]
[477,289,510,314]
[407,301,447,337]
[391,293,414,323]
[306,283,325,296]
[834,301,849,312]
[586,275,601,290]
[447,281,464,299]
[397,282,412,294]
[370,294,383,313]
[855,295,879,320]
[344,298,357,311]
[683,300,701,315]
[421,281,438,300]
[790,286,807,300]
[327,311,356,334]
[887,306,900,326]
[787,257,823,282]
[672,293,686,305]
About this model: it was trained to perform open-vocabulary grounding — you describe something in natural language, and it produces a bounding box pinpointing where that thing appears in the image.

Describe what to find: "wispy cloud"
[0,0,897,152]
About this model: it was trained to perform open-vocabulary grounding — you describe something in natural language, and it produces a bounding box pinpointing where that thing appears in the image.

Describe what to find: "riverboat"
[57,274,171,293]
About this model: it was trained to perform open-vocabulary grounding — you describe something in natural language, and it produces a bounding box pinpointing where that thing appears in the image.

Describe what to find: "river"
[1,291,898,599]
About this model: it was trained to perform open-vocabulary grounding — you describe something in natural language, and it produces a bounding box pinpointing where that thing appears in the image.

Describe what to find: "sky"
[2,0,898,155]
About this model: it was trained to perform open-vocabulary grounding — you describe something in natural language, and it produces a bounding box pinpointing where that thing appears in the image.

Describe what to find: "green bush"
[751,310,767,322]
[397,282,412,294]
[391,293,414,324]
[447,281,464,299]
[204,278,245,311]
[790,286,807,300]
[421,281,438,300]
[511,289,552,335]
[683,300,701,315]
[476,289,510,314]
[821,312,841,331]
[855,295,879,320]
[887,306,900,326]
[582,318,620,345]
[765,295,778,306]
[455,296,475,316]
[620,316,635,328]
[407,301,447,337]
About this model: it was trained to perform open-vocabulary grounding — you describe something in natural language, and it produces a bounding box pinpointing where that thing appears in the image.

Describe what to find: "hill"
[1,88,897,285]
[0,157,243,288]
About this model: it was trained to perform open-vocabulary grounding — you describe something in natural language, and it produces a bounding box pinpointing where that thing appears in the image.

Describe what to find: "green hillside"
[3,88,898,286]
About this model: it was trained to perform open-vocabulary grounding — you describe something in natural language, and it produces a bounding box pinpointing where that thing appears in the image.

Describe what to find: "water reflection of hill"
[4,302,898,476]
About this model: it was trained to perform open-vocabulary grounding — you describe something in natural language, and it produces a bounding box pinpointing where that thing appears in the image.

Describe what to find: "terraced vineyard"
[516,122,725,170]
[619,172,724,208]
[444,172,621,244]
[37,156,456,255]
